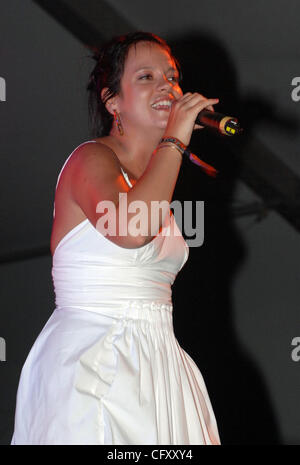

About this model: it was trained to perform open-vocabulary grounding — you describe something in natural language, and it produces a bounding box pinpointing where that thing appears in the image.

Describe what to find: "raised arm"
[70,141,182,249]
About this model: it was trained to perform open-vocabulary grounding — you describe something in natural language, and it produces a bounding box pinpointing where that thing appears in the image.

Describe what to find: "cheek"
[123,86,150,111]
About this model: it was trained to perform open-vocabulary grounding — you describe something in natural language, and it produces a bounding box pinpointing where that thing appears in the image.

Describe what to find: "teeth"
[151,100,172,108]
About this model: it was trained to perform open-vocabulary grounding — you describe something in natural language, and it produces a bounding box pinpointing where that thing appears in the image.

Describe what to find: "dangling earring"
[113,110,124,136]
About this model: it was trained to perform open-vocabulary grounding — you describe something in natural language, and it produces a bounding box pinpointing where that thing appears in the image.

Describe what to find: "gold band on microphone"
[219,116,237,135]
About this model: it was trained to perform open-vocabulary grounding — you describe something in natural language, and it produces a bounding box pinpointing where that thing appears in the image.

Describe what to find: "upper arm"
[70,142,128,229]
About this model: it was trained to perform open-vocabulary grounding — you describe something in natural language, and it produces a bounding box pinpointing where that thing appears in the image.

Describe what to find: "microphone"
[196,109,243,136]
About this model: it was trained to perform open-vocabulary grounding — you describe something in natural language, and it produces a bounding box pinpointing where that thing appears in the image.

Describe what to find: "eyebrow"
[134,66,178,74]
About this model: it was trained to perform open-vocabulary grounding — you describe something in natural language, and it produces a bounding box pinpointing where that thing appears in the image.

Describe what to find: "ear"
[101,87,119,116]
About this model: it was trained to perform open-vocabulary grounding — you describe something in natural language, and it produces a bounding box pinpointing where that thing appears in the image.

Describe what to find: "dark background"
[1,0,300,445]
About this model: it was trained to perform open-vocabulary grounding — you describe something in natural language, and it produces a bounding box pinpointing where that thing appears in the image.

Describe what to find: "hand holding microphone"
[164,92,220,146]
[162,92,243,177]
[165,92,243,145]
[187,93,243,136]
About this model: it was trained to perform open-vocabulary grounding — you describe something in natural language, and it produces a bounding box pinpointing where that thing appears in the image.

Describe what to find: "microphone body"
[196,110,243,136]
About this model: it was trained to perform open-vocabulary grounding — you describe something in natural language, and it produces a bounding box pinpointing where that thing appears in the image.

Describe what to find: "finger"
[193,98,219,110]
[206,105,215,112]
[186,93,218,104]
[177,92,193,102]
[206,101,219,112]
[194,123,205,130]
[183,95,219,108]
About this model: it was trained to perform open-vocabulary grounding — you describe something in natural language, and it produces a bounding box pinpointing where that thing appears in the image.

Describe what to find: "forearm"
[115,145,182,246]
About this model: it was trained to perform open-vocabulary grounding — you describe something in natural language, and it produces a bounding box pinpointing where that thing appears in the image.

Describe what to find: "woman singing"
[11,31,221,445]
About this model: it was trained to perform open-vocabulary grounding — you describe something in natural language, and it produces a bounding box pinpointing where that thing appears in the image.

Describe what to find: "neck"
[107,124,165,179]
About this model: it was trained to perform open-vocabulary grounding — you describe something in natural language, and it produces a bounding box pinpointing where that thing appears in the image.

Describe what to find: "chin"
[154,120,168,130]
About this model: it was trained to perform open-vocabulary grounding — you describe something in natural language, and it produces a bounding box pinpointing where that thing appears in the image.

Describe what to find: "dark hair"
[86,31,183,138]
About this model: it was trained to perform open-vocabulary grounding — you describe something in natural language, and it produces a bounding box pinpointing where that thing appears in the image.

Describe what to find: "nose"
[157,73,173,91]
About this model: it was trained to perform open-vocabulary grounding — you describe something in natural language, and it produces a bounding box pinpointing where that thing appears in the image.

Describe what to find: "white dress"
[11,141,221,445]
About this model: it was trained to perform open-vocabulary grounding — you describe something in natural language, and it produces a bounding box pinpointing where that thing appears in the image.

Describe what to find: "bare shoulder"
[51,140,123,256]
[68,140,122,197]
[70,140,121,175]
[69,139,126,228]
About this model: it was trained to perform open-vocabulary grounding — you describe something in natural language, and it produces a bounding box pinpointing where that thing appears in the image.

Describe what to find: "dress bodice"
[51,141,189,311]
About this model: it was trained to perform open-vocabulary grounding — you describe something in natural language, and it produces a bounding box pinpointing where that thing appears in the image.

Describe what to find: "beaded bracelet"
[155,143,183,158]
[156,136,218,178]
[159,136,187,155]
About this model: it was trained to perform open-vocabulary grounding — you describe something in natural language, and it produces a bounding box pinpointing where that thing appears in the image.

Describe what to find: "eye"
[168,76,179,83]
[139,74,152,80]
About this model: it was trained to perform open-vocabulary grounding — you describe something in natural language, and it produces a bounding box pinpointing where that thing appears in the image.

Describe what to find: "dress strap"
[53,141,132,219]
[120,166,133,188]
[53,140,96,217]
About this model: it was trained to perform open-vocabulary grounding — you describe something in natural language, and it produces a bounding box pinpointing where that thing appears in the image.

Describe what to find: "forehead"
[124,41,176,73]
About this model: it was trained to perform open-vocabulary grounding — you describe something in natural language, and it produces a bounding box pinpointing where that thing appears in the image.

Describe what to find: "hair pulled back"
[86,31,182,138]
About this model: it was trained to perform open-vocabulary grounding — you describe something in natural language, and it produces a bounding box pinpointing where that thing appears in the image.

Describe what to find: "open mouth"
[151,100,173,111]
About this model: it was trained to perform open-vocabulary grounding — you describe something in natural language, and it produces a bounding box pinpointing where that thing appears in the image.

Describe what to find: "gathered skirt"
[11,301,220,445]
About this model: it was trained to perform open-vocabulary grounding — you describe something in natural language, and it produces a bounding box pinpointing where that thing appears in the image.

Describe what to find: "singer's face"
[116,41,183,131]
